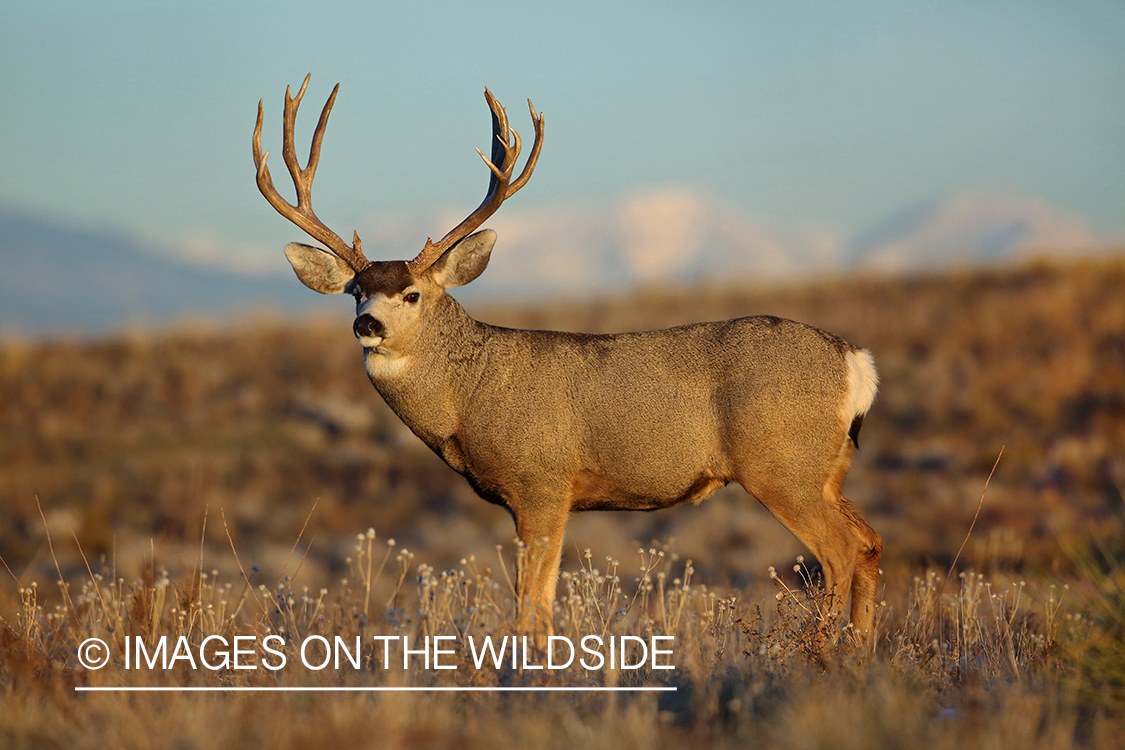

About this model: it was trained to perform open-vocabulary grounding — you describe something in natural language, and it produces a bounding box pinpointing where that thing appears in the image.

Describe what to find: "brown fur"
[356,279,880,640]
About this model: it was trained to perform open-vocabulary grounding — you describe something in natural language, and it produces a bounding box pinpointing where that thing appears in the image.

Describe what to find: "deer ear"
[284,242,356,294]
[428,229,496,289]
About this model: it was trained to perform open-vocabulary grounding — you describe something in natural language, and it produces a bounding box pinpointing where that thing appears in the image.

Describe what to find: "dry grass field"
[1,254,1123,748]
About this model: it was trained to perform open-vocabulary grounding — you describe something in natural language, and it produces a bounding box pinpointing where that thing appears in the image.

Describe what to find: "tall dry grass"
[1,521,1121,749]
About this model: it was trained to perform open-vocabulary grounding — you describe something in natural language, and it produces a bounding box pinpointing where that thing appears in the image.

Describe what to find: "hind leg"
[738,459,880,644]
[746,480,863,624]
[822,439,882,638]
[834,495,882,636]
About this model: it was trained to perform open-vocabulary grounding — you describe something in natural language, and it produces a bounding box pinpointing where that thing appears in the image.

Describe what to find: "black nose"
[353,314,385,339]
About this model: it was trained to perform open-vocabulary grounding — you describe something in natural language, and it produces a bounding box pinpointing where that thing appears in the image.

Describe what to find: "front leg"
[513,509,567,635]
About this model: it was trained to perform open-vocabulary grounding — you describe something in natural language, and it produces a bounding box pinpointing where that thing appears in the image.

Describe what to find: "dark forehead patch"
[351,260,415,298]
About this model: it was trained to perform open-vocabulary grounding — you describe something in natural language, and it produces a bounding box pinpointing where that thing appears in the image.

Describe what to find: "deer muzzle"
[353,314,385,340]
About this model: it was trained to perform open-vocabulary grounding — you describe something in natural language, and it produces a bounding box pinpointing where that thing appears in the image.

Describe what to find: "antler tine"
[509,100,544,195]
[252,75,369,272]
[407,90,545,274]
[281,75,310,191]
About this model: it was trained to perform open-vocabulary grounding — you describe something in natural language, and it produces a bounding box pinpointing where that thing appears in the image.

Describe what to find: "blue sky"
[2,1,1122,264]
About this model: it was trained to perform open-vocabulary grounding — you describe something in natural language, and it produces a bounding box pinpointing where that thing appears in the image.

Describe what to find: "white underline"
[75,686,676,693]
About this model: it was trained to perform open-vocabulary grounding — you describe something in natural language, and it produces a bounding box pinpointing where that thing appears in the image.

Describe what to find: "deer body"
[372,302,856,515]
[254,77,882,641]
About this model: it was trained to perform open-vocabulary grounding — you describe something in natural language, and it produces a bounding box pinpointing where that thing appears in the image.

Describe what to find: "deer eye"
[404,292,420,304]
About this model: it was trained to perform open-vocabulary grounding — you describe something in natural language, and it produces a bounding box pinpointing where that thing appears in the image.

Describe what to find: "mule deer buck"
[253,76,882,641]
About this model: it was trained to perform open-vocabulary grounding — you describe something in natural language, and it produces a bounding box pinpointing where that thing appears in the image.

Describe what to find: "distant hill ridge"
[0,206,333,336]
[0,190,1115,335]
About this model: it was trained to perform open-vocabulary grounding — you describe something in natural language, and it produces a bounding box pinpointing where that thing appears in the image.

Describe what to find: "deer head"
[253,75,543,351]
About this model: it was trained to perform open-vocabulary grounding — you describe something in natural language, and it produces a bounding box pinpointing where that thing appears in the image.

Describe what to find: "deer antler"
[253,75,370,272]
[407,89,544,274]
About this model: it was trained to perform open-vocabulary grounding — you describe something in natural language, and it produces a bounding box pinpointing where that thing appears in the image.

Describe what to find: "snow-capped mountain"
[1,187,1117,335]
[357,186,844,299]
[847,191,1101,273]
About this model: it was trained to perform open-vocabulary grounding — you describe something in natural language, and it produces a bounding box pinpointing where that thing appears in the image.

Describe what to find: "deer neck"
[363,295,490,452]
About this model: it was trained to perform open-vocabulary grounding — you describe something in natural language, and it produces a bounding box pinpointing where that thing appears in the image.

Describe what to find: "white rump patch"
[840,348,879,424]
